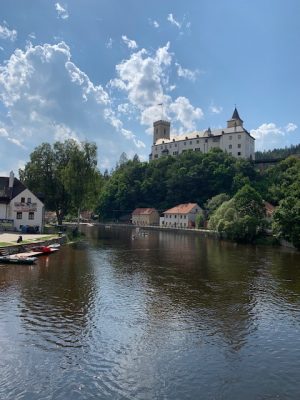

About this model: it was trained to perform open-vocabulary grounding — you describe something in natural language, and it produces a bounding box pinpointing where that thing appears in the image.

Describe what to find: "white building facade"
[0,172,45,232]
[160,203,202,229]
[150,108,255,161]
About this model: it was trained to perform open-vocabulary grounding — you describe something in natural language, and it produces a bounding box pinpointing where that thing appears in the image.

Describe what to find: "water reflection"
[0,225,300,399]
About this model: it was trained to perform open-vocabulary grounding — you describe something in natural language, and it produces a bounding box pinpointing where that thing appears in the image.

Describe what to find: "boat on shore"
[0,255,37,265]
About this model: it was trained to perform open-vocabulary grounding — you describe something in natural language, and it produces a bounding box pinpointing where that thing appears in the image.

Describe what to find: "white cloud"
[0,41,148,172]
[111,42,203,134]
[148,19,159,28]
[167,14,181,29]
[210,103,223,114]
[106,38,113,49]
[176,63,199,81]
[0,22,17,41]
[169,97,203,131]
[122,35,138,50]
[285,122,297,132]
[55,3,69,20]
[251,122,298,150]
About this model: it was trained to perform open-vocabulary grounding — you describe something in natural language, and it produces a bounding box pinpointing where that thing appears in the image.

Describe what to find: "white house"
[0,171,45,233]
[150,108,255,161]
[160,203,202,228]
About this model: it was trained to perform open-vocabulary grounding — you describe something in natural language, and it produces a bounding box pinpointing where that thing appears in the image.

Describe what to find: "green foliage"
[208,185,266,243]
[204,193,230,216]
[97,149,259,220]
[195,211,205,228]
[273,196,300,249]
[20,140,102,224]
[255,144,300,160]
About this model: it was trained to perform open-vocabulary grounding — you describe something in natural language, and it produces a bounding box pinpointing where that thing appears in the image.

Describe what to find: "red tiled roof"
[164,203,199,215]
[132,208,158,216]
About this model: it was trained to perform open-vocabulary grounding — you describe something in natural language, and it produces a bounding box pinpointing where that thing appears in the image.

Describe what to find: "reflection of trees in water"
[19,245,96,348]
[102,228,299,351]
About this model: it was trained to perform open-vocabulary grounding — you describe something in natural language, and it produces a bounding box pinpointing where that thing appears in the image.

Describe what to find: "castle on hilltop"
[149,108,255,161]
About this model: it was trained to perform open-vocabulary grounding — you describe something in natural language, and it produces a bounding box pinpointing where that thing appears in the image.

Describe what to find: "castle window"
[238,134,241,139]
[197,140,199,144]
[238,152,241,156]
[205,139,208,143]
[213,138,219,142]
[21,197,25,203]
[29,212,34,220]
[17,212,22,219]
[229,144,232,149]
[154,154,158,159]
[175,143,177,147]
[164,129,166,134]
[238,144,241,148]
[156,128,158,134]
[195,148,200,152]
[184,142,186,145]
[190,141,192,145]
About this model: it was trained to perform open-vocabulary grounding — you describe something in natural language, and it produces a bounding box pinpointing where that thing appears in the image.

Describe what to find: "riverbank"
[82,222,220,238]
[0,233,66,255]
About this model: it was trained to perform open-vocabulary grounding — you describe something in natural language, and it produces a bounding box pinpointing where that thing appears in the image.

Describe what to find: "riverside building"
[149,108,255,161]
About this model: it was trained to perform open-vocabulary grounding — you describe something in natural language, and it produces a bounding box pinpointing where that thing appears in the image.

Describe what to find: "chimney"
[9,171,14,188]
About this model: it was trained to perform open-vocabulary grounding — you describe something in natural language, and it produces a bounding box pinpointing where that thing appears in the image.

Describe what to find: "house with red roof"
[132,208,160,226]
[160,203,202,228]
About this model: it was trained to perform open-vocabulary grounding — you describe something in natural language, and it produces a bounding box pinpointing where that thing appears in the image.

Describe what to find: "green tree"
[204,193,230,216]
[20,140,100,225]
[208,185,266,243]
[273,196,300,249]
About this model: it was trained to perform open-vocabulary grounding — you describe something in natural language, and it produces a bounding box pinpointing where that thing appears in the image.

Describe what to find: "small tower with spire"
[227,107,243,129]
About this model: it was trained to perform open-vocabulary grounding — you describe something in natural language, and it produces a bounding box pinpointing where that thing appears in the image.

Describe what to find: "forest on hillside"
[20,142,300,248]
[255,143,300,160]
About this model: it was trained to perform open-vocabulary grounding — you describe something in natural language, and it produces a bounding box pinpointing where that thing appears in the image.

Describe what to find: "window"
[195,148,200,152]
[173,151,178,155]
[184,142,186,145]
[175,215,177,218]
[154,154,158,159]
[190,141,192,145]
[238,134,241,139]
[17,212,22,219]
[197,140,199,144]
[184,215,186,219]
[238,152,241,156]
[164,129,166,134]
[29,212,34,220]
[229,136,232,140]
[213,138,219,142]
[27,197,31,203]
[205,139,208,143]
[21,197,25,203]
[238,144,241,148]
[156,128,158,134]
[229,144,232,149]
[175,143,177,147]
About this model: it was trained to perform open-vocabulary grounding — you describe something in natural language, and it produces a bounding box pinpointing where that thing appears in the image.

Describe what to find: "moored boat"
[0,256,37,265]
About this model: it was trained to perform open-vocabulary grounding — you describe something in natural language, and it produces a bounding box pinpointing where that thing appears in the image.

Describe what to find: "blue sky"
[0,0,299,174]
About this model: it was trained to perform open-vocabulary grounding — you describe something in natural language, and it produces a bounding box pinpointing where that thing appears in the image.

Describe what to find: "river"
[0,225,300,399]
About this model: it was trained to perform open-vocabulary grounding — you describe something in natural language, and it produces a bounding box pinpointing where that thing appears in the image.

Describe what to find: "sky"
[0,0,300,175]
